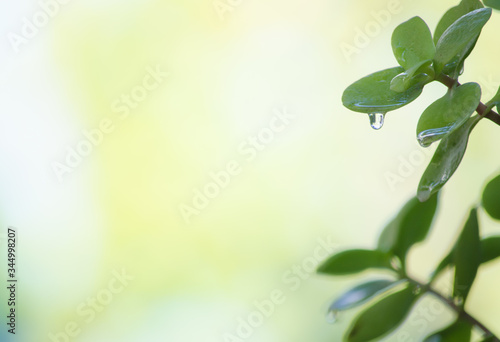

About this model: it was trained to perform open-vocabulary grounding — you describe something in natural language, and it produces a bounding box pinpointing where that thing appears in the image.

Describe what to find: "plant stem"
[436,74,500,126]
[406,277,499,340]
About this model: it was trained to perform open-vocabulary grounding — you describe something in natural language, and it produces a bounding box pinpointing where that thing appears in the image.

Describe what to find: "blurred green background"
[1,0,500,341]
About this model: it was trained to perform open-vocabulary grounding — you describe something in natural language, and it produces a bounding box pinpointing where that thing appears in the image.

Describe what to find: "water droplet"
[399,49,407,64]
[390,256,402,270]
[417,137,432,148]
[391,256,403,270]
[368,113,385,130]
[326,310,339,324]
[453,296,464,306]
[413,286,422,295]
[417,127,451,147]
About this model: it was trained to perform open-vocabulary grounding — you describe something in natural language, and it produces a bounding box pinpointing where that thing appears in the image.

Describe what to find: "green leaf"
[484,0,500,10]
[482,174,500,220]
[317,249,393,276]
[346,285,418,342]
[378,195,438,263]
[453,208,481,304]
[434,0,484,44]
[417,82,481,147]
[423,320,472,341]
[441,37,478,78]
[329,279,399,311]
[431,236,500,282]
[342,67,424,114]
[378,218,399,255]
[392,17,435,70]
[481,236,500,263]
[390,60,434,93]
[434,0,483,77]
[434,8,492,74]
[479,336,497,342]
[418,116,481,202]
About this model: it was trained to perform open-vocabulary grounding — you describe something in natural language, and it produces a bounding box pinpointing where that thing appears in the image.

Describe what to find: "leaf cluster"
[342,0,500,201]
[318,174,500,340]
[326,2,500,340]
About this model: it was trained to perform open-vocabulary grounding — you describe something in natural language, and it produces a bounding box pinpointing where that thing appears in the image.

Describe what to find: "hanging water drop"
[368,113,385,130]
[326,310,339,324]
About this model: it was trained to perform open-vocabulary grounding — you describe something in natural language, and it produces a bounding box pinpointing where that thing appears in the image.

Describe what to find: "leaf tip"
[417,189,432,202]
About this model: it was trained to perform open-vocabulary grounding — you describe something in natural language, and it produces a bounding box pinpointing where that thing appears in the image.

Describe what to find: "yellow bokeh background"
[1,0,500,341]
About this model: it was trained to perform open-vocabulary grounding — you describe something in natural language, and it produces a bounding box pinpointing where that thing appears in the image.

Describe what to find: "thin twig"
[406,277,499,340]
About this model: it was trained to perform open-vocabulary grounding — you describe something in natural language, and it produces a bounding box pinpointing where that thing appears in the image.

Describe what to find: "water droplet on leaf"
[417,137,432,148]
[326,310,339,324]
[400,50,407,64]
[368,113,385,130]
[453,296,464,306]
[390,256,403,271]
[417,127,451,147]
[413,286,422,295]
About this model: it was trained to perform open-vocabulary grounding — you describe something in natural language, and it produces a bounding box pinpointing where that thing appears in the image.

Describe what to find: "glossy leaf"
[453,208,481,304]
[418,116,481,202]
[346,285,417,342]
[317,249,393,276]
[423,320,472,341]
[484,0,500,10]
[482,174,500,220]
[342,67,423,114]
[416,82,481,147]
[329,279,399,311]
[378,195,438,263]
[441,37,478,78]
[434,0,484,44]
[434,0,483,77]
[434,8,492,74]
[392,17,435,70]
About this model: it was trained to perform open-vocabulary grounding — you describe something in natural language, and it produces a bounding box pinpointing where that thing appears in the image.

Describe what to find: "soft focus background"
[1,0,500,341]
